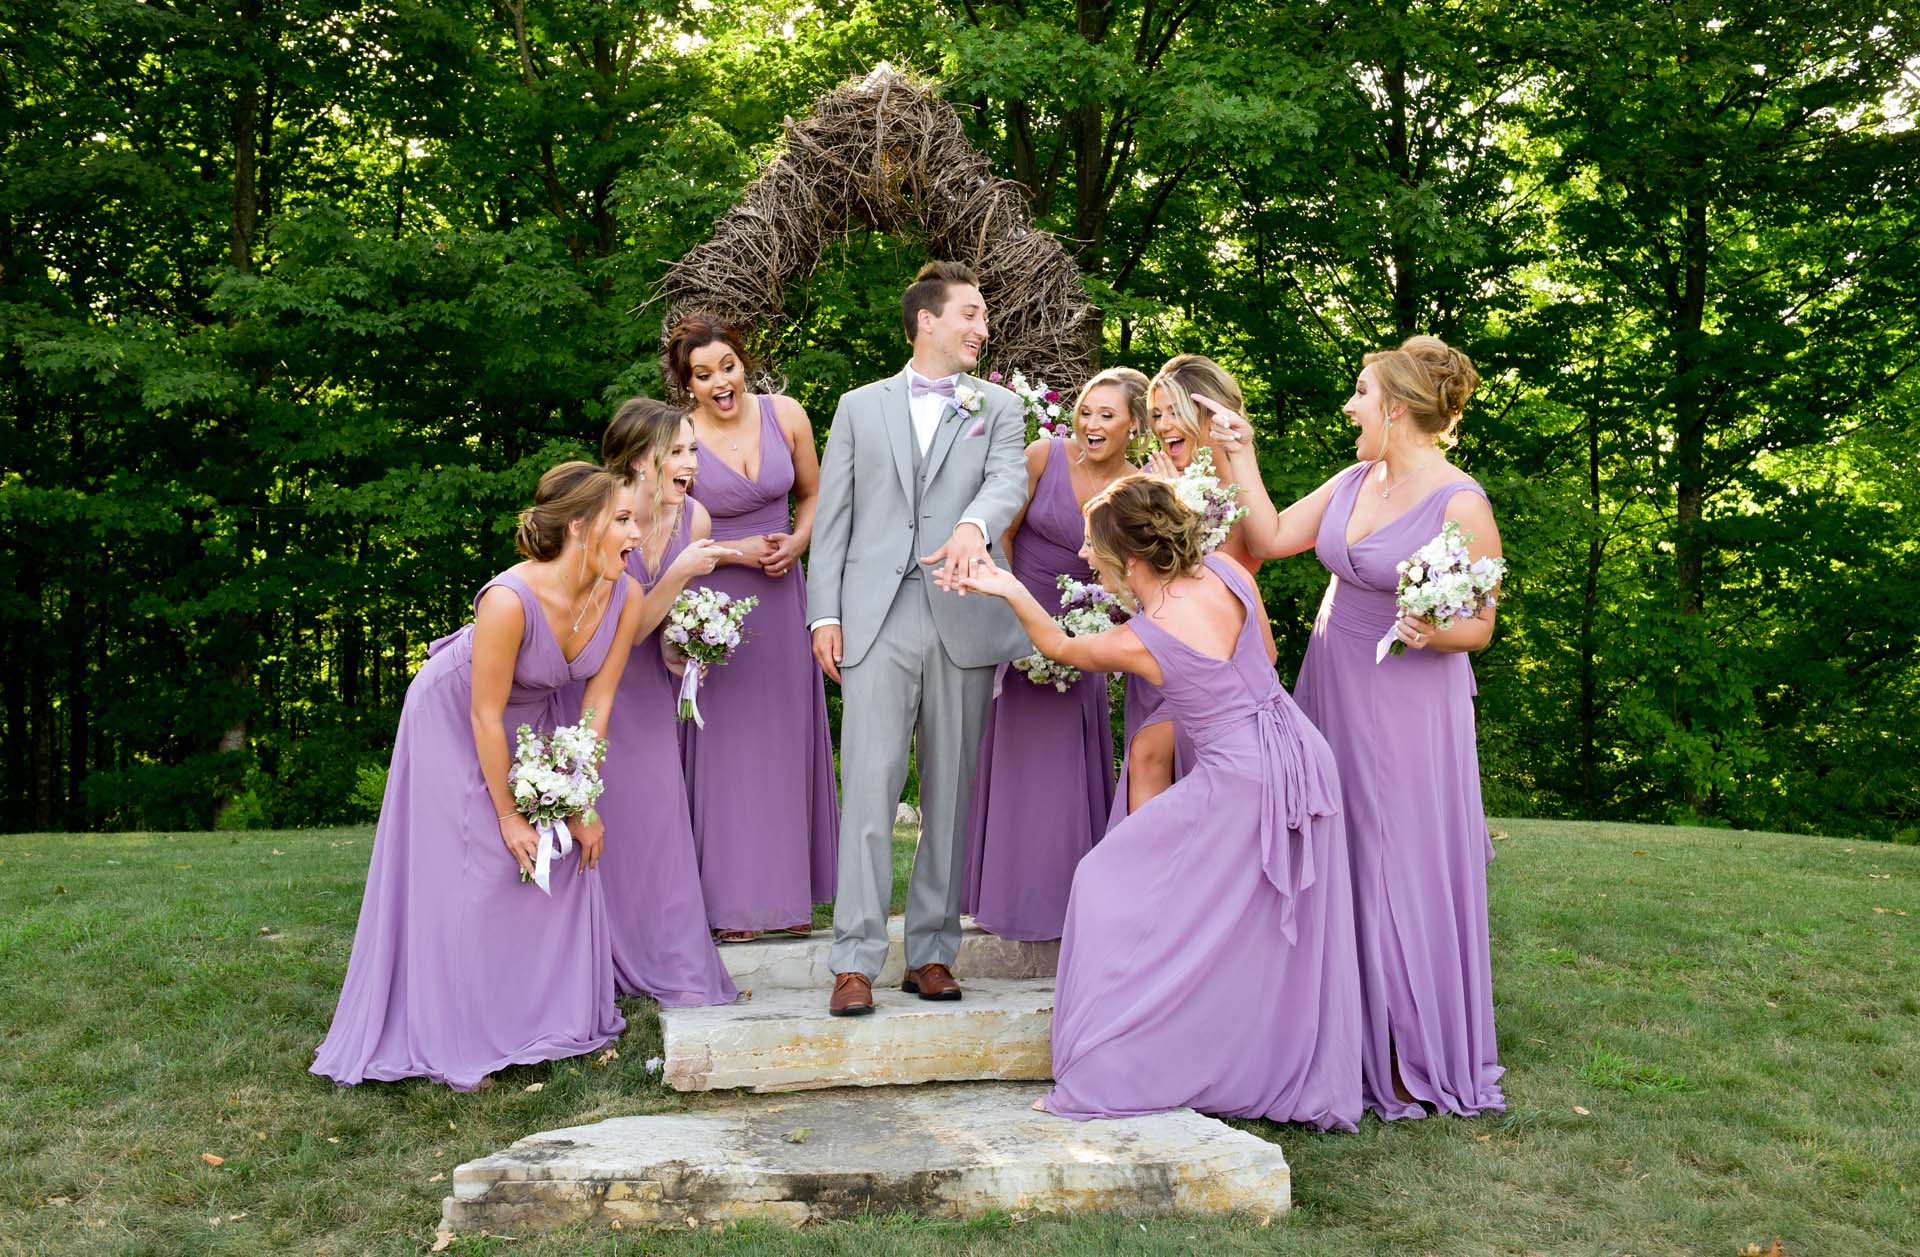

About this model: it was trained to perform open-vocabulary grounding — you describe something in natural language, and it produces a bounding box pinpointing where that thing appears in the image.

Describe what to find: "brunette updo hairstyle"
[1071,366,1151,442]
[514,461,622,562]
[1147,354,1248,449]
[1363,334,1480,446]
[662,315,754,401]
[1084,474,1206,586]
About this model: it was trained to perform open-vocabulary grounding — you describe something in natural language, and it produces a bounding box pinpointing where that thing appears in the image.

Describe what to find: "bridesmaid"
[668,317,838,941]
[313,462,645,1090]
[1217,334,1507,1120]
[960,367,1145,942]
[1112,355,1264,822]
[958,475,1362,1128]
[587,398,741,1006]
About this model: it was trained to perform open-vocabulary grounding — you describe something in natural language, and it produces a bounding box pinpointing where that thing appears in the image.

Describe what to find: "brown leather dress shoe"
[829,972,874,1017]
[901,963,963,1000]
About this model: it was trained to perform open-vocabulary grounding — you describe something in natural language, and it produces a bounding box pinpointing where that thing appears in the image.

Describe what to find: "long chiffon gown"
[682,395,838,931]
[962,438,1113,940]
[1044,556,1363,1129]
[312,571,626,1090]
[582,508,738,1006]
[1292,461,1505,1119]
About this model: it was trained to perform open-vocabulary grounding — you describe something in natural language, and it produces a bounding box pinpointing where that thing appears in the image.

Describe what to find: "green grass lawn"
[2,820,1915,1256]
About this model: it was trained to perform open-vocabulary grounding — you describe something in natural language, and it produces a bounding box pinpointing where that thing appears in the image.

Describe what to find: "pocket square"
[962,418,987,439]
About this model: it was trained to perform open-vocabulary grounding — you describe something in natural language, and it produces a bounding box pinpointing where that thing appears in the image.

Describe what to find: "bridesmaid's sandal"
[777,924,813,939]
[713,929,758,944]
[1030,1096,1051,1114]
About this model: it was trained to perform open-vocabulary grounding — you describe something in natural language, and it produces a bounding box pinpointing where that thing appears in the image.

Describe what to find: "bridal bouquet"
[991,369,1068,443]
[1169,446,1249,554]
[1010,574,1129,691]
[508,712,607,893]
[1376,520,1507,662]
[664,587,758,725]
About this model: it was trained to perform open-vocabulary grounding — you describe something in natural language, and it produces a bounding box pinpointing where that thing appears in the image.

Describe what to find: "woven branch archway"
[658,66,1098,394]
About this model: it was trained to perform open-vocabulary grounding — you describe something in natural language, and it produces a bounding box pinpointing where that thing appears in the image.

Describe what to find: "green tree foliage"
[3,0,1915,839]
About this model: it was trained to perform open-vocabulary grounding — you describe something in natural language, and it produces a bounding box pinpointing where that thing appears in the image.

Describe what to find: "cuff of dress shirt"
[809,617,841,631]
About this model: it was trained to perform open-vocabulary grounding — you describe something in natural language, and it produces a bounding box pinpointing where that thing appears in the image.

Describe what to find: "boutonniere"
[949,384,984,418]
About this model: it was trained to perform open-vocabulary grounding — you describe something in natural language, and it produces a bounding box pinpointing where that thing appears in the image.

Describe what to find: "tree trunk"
[1384,59,1419,336]
[1578,379,1603,813]
[1671,196,1709,619]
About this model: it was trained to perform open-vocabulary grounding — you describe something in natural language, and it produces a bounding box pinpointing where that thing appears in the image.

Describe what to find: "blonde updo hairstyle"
[1363,334,1480,447]
[1084,473,1206,589]
[514,461,623,562]
[1071,366,1151,449]
[1147,354,1248,450]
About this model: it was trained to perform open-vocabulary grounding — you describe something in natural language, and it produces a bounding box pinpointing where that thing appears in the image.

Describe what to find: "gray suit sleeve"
[806,395,856,626]
[960,393,1029,542]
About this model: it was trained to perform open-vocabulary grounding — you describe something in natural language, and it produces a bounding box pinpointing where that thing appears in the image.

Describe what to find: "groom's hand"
[811,624,844,683]
[923,523,989,594]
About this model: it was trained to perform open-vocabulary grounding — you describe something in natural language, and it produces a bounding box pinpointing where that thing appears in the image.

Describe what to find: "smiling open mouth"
[671,473,694,491]
[712,388,736,412]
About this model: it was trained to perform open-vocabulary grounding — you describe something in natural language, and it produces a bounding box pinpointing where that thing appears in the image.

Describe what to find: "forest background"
[3,0,1917,842]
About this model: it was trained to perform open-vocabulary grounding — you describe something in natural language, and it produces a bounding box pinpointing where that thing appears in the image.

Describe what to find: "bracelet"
[496,811,518,821]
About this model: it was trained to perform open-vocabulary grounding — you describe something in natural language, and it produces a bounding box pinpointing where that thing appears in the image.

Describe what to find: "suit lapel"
[920,373,974,488]
[878,373,916,506]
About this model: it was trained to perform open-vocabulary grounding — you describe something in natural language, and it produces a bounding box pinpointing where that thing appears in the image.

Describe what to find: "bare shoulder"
[767,393,813,435]
[688,499,713,537]
[1024,437,1052,468]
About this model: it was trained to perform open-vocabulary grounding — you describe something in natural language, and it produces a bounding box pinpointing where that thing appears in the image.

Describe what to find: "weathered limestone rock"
[661,978,1054,1092]
[719,916,1058,991]
[442,1083,1291,1232]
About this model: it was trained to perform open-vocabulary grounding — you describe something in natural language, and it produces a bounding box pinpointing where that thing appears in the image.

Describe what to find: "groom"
[808,261,1030,1016]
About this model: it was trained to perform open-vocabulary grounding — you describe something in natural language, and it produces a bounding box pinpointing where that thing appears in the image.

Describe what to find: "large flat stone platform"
[661,977,1054,1093]
[442,1083,1290,1232]
[717,916,1058,991]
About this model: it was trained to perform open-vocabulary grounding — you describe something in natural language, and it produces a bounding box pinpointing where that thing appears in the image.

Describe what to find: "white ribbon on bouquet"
[1375,624,1400,665]
[530,816,573,895]
[677,662,706,728]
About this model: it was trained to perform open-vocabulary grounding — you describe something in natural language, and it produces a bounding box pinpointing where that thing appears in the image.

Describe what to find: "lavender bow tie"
[909,376,956,399]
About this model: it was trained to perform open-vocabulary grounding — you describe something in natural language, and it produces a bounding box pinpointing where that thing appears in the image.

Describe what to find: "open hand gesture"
[955,553,1023,601]
[923,524,990,594]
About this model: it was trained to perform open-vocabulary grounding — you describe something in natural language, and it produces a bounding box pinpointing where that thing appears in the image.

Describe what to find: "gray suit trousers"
[829,575,995,980]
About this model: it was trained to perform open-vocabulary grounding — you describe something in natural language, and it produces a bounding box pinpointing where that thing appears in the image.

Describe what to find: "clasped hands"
[497,810,604,879]
[718,531,804,578]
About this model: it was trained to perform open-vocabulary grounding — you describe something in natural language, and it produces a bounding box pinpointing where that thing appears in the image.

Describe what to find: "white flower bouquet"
[990,369,1067,443]
[664,586,759,725]
[1009,574,1130,691]
[1376,520,1507,662]
[1168,446,1248,554]
[508,711,607,893]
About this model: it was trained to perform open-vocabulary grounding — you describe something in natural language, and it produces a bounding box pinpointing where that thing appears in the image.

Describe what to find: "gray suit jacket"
[807,370,1032,670]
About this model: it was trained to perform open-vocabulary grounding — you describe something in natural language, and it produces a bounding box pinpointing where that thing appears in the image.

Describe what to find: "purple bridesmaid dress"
[586,508,738,1005]
[312,571,626,1090]
[682,395,838,931]
[1293,461,1505,1119]
[961,438,1114,941]
[1044,557,1364,1129]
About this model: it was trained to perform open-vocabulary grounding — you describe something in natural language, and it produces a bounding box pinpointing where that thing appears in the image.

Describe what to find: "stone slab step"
[662,977,1054,1093]
[443,1082,1291,1232]
[718,915,1058,991]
